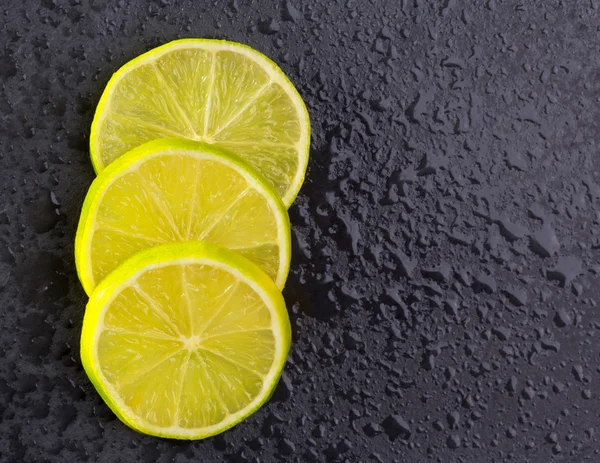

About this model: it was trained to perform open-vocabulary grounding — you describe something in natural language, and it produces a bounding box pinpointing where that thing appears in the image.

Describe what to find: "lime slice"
[75,138,291,295]
[80,242,291,439]
[90,39,310,207]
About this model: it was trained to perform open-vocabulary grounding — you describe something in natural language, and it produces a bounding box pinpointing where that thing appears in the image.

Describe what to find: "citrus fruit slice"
[90,38,310,207]
[80,242,291,439]
[75,138,291,295]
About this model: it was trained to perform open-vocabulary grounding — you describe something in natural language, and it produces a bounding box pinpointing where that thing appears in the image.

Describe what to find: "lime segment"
[80,242,291,439]
[75,138,291,295]
[91,39,311,206]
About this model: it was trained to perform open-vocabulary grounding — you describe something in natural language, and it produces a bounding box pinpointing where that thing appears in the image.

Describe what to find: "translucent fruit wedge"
[75,138,291,295]
[91,38,311,207]
[80,242,291,439]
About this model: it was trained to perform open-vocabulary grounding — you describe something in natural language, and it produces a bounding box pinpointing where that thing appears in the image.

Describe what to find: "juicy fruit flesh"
[88,152,284,289]
[96,47,305,201]
[99,262,275,429]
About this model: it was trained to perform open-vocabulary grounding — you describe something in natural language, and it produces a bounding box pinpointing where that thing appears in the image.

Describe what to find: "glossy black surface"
[1,0,600,461]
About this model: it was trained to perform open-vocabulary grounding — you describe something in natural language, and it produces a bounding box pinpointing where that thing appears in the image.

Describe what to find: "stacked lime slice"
[75,39,310,439]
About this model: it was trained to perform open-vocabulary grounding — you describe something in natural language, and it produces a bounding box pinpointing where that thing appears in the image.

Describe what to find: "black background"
[1,0,600,462]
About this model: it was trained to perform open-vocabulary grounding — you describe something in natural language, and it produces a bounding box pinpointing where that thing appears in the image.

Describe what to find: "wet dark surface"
[1,0,600,461]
